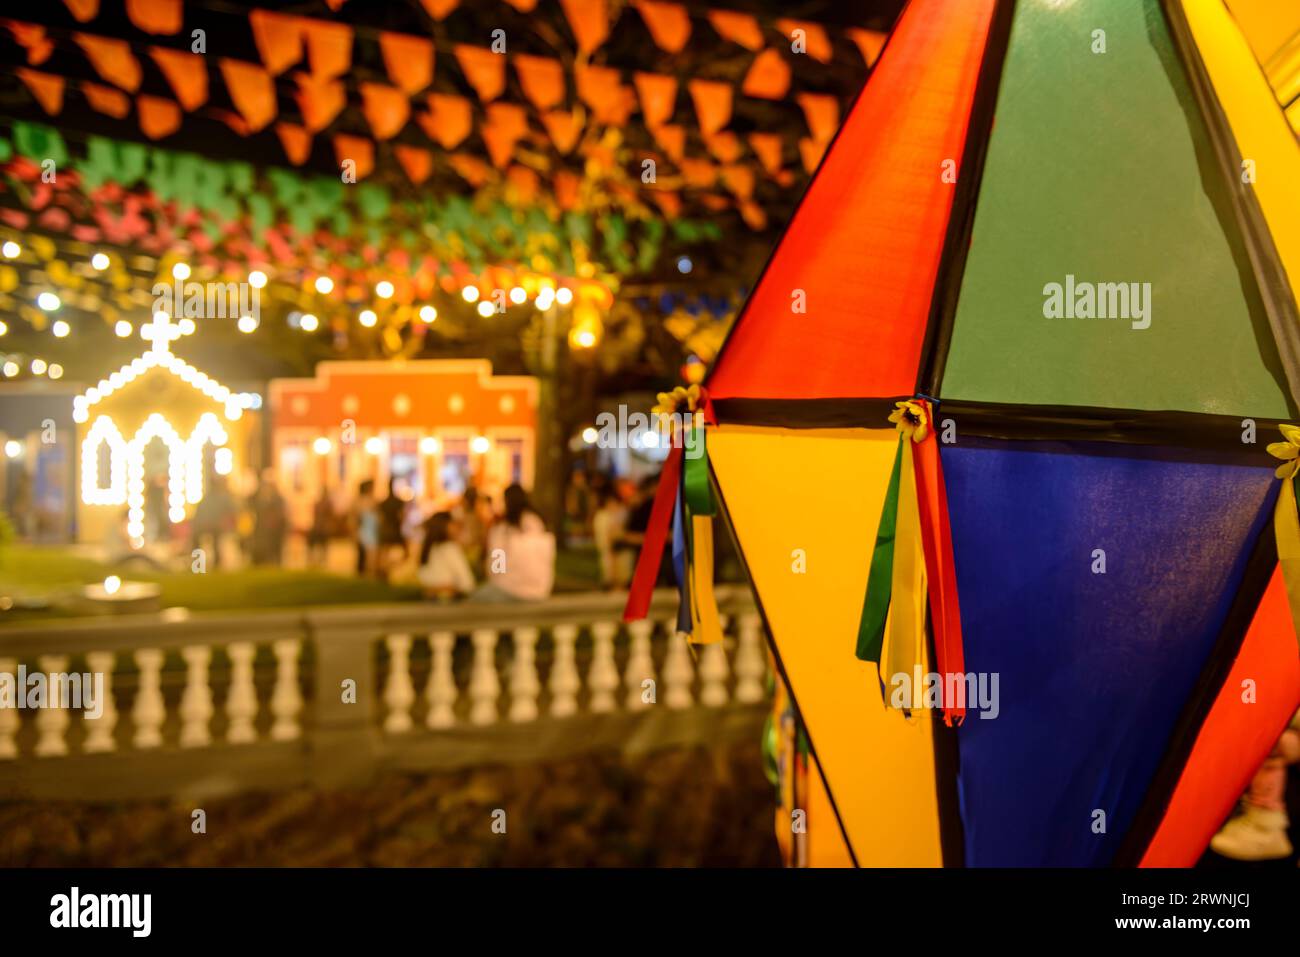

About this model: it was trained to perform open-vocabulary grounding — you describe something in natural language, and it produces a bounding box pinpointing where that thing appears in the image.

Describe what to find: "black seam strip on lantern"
[709,455,861,867]
[915,0,1018,400]
[1160,0,1300,420]
[711,397,1286,461]
[701,0,910,395]
[1110,518,1279,867]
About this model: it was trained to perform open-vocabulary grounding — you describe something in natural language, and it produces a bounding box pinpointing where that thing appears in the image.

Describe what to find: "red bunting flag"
[82,80,130,118]
[75,34,143,93]
[5,22,54,65]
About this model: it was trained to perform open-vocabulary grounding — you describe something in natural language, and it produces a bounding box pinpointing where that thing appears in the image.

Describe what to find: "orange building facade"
[269,359,538,528]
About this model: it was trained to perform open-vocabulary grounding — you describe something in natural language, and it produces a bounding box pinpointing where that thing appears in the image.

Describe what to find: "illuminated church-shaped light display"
[74,312,261,547]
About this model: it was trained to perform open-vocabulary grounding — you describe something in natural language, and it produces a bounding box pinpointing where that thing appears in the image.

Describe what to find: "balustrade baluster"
[624,620,656,710]
[548,624,579,717]
[383,634,415,733]
[698,618,731,708]
[508,627,540,722]
[179,645,214,747]
[588,622,619,713]
[225,642,258,744]
[270,639,303,741]
[82,651,118,753]
[425,631,457,729]
[469,629,500,725]
[0,657,18,758]
[663,631,695,710]
[132,649,166,749]
[733,614,766,703]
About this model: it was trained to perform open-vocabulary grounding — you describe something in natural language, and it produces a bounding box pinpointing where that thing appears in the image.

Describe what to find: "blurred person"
[306,489,334,567]
[454,486,489,570]
[249,469,287,565]
[377,477,410,580]
[417,511,475,599]
[191,474,234,569]
[592,484,628,590]
[1210,710,1300,861]
[471,483,554,602]
[352,479,378,576]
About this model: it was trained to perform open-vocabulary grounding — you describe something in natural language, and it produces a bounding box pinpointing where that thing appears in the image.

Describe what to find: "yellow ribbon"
[883,436,927,710]
[689,514,725,644]
[1266,425,1300,642]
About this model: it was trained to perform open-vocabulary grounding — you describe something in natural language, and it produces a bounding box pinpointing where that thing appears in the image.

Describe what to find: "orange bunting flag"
[633,72,677,128]
[848,27,887,68]
[219,59,277,132]
[420,93,473,149]
[799,136,827,173]
[126,0,182,35]
[634,1,691,54]
[707,10,763,50]
[136,95,181,139]
[82,80,129,119]
[481,102,529,168]
[680,158,718,188]
[514,54,566,110]
[653,190,681,219]
[419,0,460,20]
[738,199,766,230]
[379,32,433,94]
[741,48,790,100]
[16,69,63,116]
[503,0,538,10]
[360,82,410,140]
[448,153,490,187]
[505,165,540,203]
[333,134,374,180]
[721,163,755,201]
[249,10,303,75]
[75,34,142,93]
[6,22,54,66]
[688,78,732,135]
[294,73,345,132]
[705,131,742,163]
[455,44,505,102]
[559,0,609,54]
[394,144,434,184]
[576,64,635,124]
[747,131,783,174]
[541,110,581,154]
[797,92,839,143]
[776,18,832,64]
[62,0,99,23]
[651,123,685,163]
[302,19,353,79]
[150,48,207,111]
[275,122,312,166]
[553,170,580,210]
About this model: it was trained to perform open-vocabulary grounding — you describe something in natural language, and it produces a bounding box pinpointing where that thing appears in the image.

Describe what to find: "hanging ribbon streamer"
[855,399,966,724]
[1266,424,1300,645]
[623,384,723,645]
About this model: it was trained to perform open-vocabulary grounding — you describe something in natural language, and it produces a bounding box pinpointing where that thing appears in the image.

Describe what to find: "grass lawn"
[0,543,605,625]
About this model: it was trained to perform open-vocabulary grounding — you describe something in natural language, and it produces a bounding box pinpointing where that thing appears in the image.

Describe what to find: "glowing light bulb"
[509,287,527,305]
[0,321,6,335]
[2,241,19,258]
[248,269,267,289]
[114,320,132,338]
[52,320,70,338]
[312,437,332,455]
[91,252,110,271]
[364,436,384,455]
[419,436,441,455]
[535,288,555,310]
[574,329,596,348]
[4,439,21,457]
[556,287,574,306]
[178,318,196,335]
[476,301,494,318]
[103,575,121,595]
[582,427,598,445]
[418,305,437,323]
[359,309,377,327]
[30,358,46,375]
[375,280,394,299]
[461,286,480,303]
[37,292,60,311]
[300,313,319,332]
[48,363,62,379]
[172,262,190,280]
[238,315,258,333]
[470,436,491,455]
[314,275,334,294]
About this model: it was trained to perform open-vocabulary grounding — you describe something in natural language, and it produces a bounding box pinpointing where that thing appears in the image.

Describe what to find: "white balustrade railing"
[0,588,763,796]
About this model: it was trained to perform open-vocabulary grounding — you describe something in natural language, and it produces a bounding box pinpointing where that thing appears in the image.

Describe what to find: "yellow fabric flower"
[888,399,930,443]
[1268,423,1300,479]
[652,384,701,417]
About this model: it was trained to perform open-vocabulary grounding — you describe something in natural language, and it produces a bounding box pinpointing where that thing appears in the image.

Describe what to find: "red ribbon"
[623,443,684,622]
[911,402,966,725]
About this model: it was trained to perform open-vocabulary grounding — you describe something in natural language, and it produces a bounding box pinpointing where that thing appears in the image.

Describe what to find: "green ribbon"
[855,435,903,664]
[682,425,714,517]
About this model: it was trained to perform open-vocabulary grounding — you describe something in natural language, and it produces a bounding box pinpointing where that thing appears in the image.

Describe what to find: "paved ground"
[0,740,781,867]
